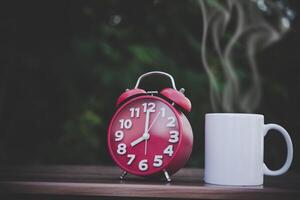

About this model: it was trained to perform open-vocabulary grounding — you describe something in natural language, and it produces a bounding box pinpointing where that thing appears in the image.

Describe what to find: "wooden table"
[0,165,299,199]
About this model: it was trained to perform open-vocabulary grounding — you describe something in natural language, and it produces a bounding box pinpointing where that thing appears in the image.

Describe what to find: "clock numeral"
[169,131,179,143]
[119,119,132,129]
[127,154,136,165]
[114,130,124,141]
[142,102,156,112]
[138,159,148,171]
[129,107,140,118]
[160,107,166,117]
[163,145,174,157]
[166,116,176,127]
[153,155,163,167]
[117,143,127,155]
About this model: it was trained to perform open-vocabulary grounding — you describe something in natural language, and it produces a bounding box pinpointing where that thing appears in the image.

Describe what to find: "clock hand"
[147,111,161,132]
[131,109,153,148]
[144,110,150,134]
[131,132,150,147]
[144,111,161,155]
[131,135,146,147]
[144,139,148,155]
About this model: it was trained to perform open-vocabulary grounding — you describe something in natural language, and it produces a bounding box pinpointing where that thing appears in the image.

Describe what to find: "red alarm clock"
[107,71,193,181]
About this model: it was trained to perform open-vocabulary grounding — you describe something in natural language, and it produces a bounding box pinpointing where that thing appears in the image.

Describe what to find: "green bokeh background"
[0,0,300,172]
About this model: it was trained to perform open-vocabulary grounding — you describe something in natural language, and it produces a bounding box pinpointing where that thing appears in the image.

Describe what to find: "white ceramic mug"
[204,113,293,186]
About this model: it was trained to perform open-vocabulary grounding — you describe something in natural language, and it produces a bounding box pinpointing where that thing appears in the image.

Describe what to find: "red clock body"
[107,95,193,177]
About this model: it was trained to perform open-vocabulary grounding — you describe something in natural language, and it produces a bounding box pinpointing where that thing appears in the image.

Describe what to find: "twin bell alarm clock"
[107,71,193,181]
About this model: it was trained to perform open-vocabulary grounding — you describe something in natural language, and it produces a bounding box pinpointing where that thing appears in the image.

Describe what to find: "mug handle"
[263,124,293,176]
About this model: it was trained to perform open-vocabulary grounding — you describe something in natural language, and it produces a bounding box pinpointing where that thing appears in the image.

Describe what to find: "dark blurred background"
[0,0,299,172]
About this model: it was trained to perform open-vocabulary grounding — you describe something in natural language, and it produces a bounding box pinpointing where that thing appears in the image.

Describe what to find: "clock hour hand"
[130,133,149,147]
[130,136,145,147]
[131,110,152,147]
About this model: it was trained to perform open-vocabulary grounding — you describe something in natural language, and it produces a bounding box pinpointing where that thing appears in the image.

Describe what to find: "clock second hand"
[144,111,161,155]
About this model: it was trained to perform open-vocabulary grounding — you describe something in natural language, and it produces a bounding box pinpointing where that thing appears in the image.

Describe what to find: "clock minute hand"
[144,110,150,134]
[131,110,151,147]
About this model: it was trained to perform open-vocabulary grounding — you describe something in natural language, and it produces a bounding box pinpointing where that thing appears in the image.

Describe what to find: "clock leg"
[163,170,171,182]
[120,171,128,180]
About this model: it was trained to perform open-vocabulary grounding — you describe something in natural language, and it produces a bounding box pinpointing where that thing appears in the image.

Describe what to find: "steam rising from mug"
[198,0,294,112]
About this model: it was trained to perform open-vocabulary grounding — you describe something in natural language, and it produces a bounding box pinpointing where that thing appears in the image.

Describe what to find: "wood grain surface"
[0,165,299,199]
